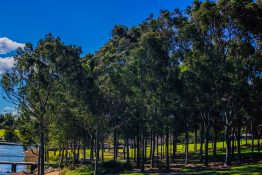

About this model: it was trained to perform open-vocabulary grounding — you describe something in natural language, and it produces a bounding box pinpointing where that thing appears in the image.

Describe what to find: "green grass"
[60,163,262,175]
[181,164,262,175]
[0,129,5,138]
[47,139,261,164]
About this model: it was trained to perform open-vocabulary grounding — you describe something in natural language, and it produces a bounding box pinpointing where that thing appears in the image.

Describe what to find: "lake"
[0,144,25,174]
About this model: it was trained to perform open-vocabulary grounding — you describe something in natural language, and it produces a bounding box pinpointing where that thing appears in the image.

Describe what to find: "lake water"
[0,144,25,174]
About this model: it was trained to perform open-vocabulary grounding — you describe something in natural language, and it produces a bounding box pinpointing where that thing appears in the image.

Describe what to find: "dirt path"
[45,170,61,175]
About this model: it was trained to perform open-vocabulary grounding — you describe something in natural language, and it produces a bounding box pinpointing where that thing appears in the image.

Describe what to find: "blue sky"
[0,0,192,114]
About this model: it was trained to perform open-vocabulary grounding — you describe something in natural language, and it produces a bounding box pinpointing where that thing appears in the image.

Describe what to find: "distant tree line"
[1,0,262,175]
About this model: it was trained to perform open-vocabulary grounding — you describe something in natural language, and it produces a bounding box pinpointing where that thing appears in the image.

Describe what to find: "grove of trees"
[1,0,261,175]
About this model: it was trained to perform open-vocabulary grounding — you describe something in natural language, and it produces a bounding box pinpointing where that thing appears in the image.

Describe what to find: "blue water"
[0,144,25,174]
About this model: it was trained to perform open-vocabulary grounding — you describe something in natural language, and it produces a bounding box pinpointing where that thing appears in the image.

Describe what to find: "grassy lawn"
[48,139,261,163]
[51,140,262,175]
[0,129,5,138]
[61,163,262,175]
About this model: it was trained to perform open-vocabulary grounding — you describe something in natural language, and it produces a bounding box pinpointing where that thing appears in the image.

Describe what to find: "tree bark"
[165,127,170,170]
[213,127,217,158]
[172,131,177,162]
[237,120,241,163]
[136,133,141,168]
[113,130,117,161]
[200,123,204,163]
[251,122,254,161]
[39,131,45,175]
[231,125,235,161]
[185,125,189,165]
[150,133,155,168]
[59,148,64,167]
[141,135,145,172]
[224,117,231,166]
[94,122,99,175]
[204,123,209,166]
[194,127,198,152]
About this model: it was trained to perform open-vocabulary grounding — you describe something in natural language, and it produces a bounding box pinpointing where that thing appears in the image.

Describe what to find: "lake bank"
[0,144,25,174]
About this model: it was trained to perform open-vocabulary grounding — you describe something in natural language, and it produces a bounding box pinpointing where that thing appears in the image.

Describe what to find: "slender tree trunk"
[39,131,45,175]
[90,136,94,162]
[161,135,163,159]
[257,132,260,154]
[213,127,217,158]
[246,128,248,145]
[156,135,159,166]
[237,120,241,163]
[37,146,41,175]
[144,136,147,161]
[113,130,117,161]
[224,115,231,166]
[150,130,153,159]
[204,123,209,166]
[83,144,86,164]
[59,148,64,167]
[65,140,69,164]
[251,122,254,161]
[141,134,145,172]
[126,136,130,163]
[231,125,235,161]
[172,131,176,162]
[194,127,198,152]
[185,125,189,165]
[136,133,141,168]
[72,137,76,167]
[200,123,204,163]
[133,137,136,162]
[94,122,99,175]
[150,133,155,168]
[101,137,104,162]
[165,127,170,170]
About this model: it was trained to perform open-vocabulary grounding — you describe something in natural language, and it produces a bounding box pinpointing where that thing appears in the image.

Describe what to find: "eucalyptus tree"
[1,34,83,175]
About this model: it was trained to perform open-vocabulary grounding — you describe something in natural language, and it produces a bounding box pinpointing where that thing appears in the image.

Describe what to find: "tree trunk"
[141,135,145,172]
[65,141,69,164]
[172,131,177,162]
[39,131,45,175]
[160,135,163,159]
[237,120,241,163]
[144,136,147,161]
[136,134,141,168]
[113,130,117,161]
[204,123,209,166]
[200,123,204,163]
[59,148,64,167]
[213,127,217,158]
[224,118,231,166]
[90,136,94,162]
[156,135,159,166]
[185,125,189,165]
[251,122,254,161]
[231,125,235,161]
[257,132,260,153]
[126,136,130,163]
[150,133,155,168]
[101,137,104,162]
[134,137,136,162]
[165,127,170,170]
[94,123,99,175]
[83,144,86,164]
[194,127,198,152]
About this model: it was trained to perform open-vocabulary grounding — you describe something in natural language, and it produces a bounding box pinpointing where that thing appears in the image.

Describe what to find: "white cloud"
[4,106,15,111]
[0,37,25,54]
[0,56,15,75]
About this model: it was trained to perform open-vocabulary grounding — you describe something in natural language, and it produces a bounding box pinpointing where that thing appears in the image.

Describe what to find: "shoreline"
[0,142,22,146]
